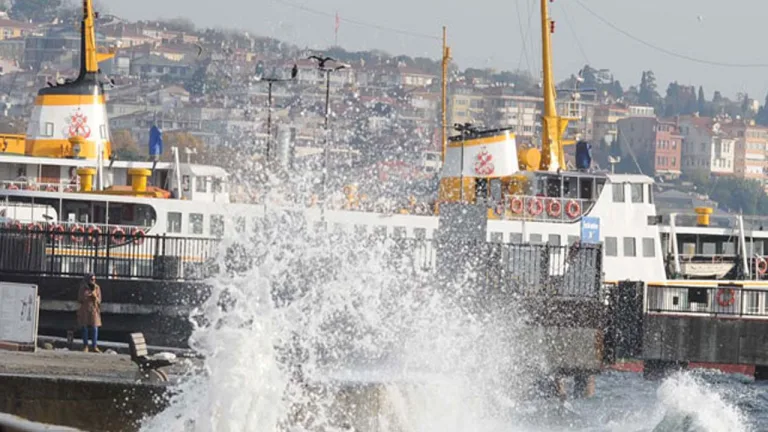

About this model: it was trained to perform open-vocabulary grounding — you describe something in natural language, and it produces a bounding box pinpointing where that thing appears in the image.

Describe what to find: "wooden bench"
[128,332,175,382]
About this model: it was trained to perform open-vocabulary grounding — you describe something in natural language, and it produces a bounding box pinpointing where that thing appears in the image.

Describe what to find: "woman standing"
[77,273,102,353]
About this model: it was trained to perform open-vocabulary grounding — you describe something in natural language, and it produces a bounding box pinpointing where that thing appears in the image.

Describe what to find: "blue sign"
[148,125,163,157]
[580,216,600,244]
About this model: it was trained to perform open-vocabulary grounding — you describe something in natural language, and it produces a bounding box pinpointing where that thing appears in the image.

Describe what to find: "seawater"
[138,207,761,432]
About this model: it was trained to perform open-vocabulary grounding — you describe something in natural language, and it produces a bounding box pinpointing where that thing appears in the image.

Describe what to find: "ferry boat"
[1,0,766,291]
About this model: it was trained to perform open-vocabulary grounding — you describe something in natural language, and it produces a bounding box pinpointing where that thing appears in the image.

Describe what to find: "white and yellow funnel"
[25,0,115,160]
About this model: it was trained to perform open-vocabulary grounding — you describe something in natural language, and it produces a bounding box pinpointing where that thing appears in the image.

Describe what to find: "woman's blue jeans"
[82,326,98,348]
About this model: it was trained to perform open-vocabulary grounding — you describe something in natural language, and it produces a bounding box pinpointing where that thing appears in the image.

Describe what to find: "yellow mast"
[441,26,451,163]
[538,0,570,172]
[82,0,99,74]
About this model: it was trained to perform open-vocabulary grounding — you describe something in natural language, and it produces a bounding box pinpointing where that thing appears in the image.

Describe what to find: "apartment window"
[211,215,225,237]
[605,237,618,257]
[548,234,561,246]
[612,183,625,202]
[189,213,203,234]
[167,212,182,233]
[642,237,655,257]
[631,184,643,203]
[623,237,637,257]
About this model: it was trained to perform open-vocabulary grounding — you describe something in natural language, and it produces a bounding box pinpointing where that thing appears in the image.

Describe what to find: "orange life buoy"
[26,222,42,233]
[566,200,581,219]
[527,197,544,216]
[27,184,38,191]
[716,288,736,307]
[87,226,102,244]
[132,228,146,246]
[546,199,562,217]
[70,225,85,243]
[111,227,126,245]
[509,197,524,214]
[7,184,18,190]
[64,186,75,193]
[758,258,768,275]
[7,220,22,231]
[45,185,57,192]
[50,224,65,242]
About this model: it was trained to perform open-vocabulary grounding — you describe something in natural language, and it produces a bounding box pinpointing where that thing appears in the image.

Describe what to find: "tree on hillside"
[111,129,143,161]
[690,175,768,215]
[756,93,768,126]
[10,0,62,22]
[638,71,662,113]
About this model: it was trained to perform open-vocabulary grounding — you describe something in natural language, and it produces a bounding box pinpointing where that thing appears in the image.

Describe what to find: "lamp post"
[307,55,350,206]
[256,63,298,162]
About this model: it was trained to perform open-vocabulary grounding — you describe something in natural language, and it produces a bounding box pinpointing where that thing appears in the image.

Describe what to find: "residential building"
[593,104,628,147]
[617,117,682,178]
[557,95,596,140]
[679,116,736,176]
[723,120,768,188]
[378,66,436,88]
[0,19,38,40]
[483,87,542,143]
[628,105,655,117]
[449,86,485,128]
[129,55,194,80]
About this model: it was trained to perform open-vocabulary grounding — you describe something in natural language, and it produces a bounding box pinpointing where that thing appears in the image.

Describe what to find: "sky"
[101,0,768,101]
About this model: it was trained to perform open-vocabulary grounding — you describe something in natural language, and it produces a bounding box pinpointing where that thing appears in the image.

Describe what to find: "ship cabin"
[0,149,232,239]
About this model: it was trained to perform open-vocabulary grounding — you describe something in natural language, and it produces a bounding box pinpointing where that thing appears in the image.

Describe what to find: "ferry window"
[529,234,542,244]
[647,185,654,204]
[182,175,190,192]
[605,237,618,256]
[374,226,387,237]
[195,177,207,193]
[234,217,245,233]
[612,184,625,202]
[510,232,523,243]
[414,228,426,239]
[642,238,655,257]
[167,212,181,233]
[490,232,503,243]
[630,184,643,203]
[548,234,561,246]
[568,235,579,245]
[211,215,225,237]
[563,177,578,198]
[546,177,561,197]
[189,213,203,234]
[213,178,223,194]
[596,179,605,197]
[393,227,406,238]
[623,237,637,257]
[42,122,54,137]
[579,179,593,200]
[354,225,367,237]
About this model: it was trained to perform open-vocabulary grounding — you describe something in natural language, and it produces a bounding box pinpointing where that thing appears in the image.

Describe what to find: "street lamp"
[307,55,350,206]
[256,63,298,162]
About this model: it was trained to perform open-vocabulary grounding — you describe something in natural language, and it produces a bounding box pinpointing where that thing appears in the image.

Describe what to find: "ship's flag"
[149,125,163,157]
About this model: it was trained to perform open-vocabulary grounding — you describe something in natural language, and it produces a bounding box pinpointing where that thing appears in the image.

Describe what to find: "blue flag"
[149,125,163,157]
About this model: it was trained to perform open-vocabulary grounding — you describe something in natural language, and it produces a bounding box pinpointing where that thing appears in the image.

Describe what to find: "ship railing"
[646,283,768,319]
[494,195,594,223]
[0,227,219,281]
[0,179,80,193]
[2,219,151,245]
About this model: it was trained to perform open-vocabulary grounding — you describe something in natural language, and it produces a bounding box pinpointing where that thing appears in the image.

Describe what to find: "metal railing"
[647,284,768,318]
[0,180,80,193]
[0,227,219,281]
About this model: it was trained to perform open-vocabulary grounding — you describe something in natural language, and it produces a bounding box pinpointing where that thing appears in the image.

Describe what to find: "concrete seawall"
[0,374,170,432]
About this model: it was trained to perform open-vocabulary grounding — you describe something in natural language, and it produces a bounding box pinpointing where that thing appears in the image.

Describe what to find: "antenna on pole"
[441,26,451,163]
